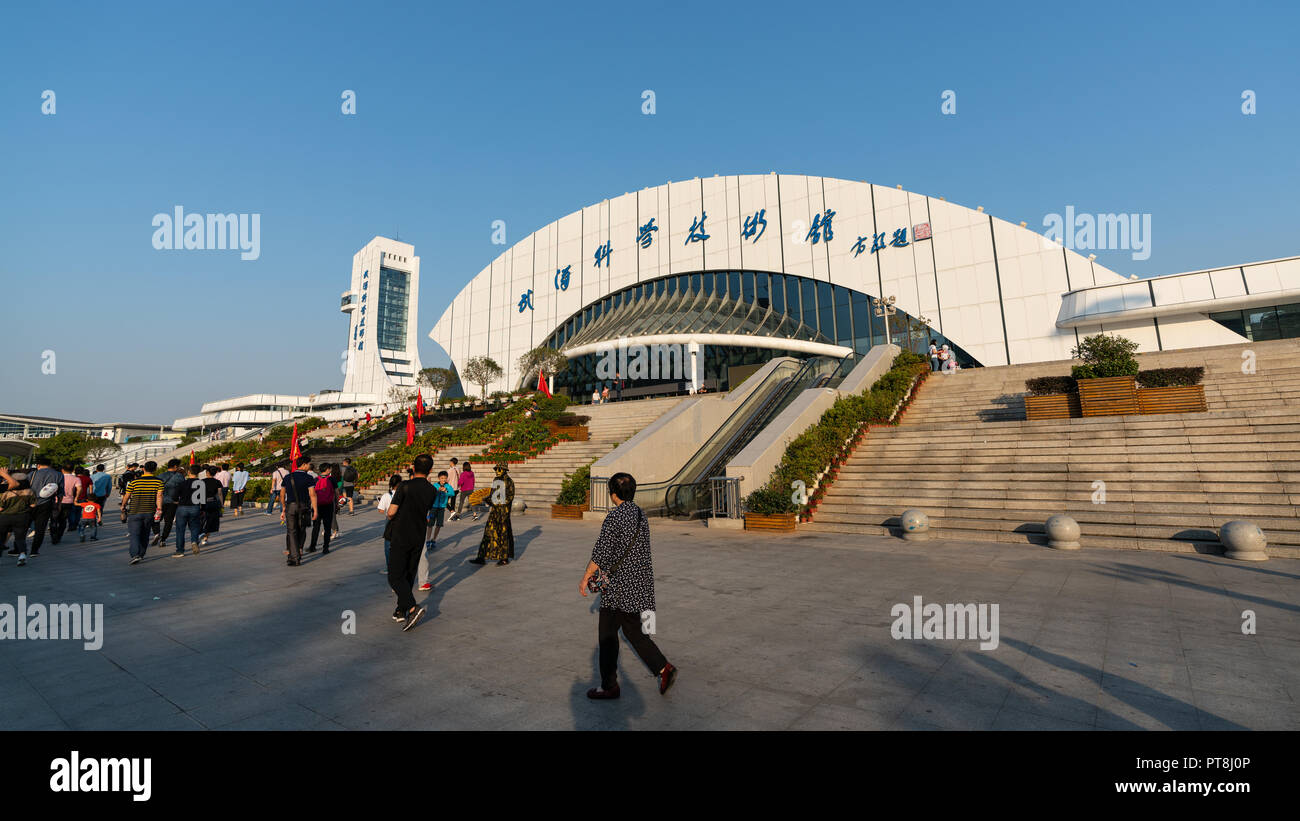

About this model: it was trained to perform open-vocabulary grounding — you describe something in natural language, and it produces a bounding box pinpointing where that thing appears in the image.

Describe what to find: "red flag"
[537,366,551,398]
[416,389,424,419]
[405,409,415,446]
[189,452,196,466]
[289,422,301,471]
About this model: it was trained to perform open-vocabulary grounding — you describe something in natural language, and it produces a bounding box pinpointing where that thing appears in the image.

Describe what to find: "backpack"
[342,466,358,484]
[314,476,335,505]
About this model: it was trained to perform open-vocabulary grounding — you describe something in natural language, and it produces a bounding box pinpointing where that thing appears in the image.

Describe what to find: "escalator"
[634,353,856,517]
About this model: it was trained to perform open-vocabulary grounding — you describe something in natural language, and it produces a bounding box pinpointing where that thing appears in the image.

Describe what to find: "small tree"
[34,432,94,466]
[82,438,122,465]
[417,367,456,402]
[517,347,568,386]
[463,356,503,400]
[1071,332,1140,380]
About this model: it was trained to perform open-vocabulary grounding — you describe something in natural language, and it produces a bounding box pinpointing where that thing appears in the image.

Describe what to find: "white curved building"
[431,173,1284,397]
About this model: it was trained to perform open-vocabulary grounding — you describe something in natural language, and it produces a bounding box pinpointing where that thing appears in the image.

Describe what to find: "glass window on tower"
[376,267,410,351]
[1246,307,1281,341]
[770,274,785,314]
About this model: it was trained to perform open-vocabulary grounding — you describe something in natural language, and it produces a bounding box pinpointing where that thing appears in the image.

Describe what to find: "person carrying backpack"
[340,458,359,515]
[308,462,337,555]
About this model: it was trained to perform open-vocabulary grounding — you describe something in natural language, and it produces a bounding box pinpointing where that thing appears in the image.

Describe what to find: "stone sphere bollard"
[1045,514,1081,550]
[512,497,527,516]
[1220,520,1268,562]
[899,509,930,541]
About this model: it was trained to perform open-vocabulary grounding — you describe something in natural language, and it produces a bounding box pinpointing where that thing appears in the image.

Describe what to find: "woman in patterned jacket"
[579,472,677,699]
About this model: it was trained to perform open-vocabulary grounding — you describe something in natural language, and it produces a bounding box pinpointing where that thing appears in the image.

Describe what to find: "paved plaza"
[1,506,1298,731]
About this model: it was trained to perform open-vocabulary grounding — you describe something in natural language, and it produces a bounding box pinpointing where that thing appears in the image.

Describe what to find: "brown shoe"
[586,685,621,700]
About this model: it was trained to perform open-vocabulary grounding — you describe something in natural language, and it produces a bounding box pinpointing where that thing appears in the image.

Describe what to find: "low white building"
[173,236,423,432]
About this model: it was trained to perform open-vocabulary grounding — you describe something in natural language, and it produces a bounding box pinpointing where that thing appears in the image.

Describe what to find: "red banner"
[416,389,424,419]
[537,366,551,398]
[289,422,301,471]
[405,409,415,446]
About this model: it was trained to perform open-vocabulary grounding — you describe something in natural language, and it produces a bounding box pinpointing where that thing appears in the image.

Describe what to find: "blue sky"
[1,0,1297,423]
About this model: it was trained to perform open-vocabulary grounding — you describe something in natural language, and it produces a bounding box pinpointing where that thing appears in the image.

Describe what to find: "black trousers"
[309,505,334,550]
[154,502,179,539]
[284,502,311,562]
[599,607,667,689]
[388,539,422,613]
[28,503,56,552]
[0,513,30,552]
[47,503,68,545]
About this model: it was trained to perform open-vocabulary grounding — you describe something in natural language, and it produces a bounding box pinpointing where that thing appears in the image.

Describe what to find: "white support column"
[688,341,702,393]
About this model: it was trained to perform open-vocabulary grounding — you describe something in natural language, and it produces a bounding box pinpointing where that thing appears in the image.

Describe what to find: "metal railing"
[710,476,741,518]
[589,475,612,512]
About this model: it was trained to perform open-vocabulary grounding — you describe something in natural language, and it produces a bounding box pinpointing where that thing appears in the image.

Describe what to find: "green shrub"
[1070,333,1139,379]
[1137,367,1204,387]
[765,352,929,510]
[744,484,797,515]
[556,461,593,505]
[1025,376,1078,395]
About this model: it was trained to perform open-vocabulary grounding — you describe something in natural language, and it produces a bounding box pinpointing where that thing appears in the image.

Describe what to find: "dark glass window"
[852,291,872,353]
[678,274,688,294]
[742,272,755,304]
[702,273,714,296]
[802,280,818,330]
[1277,303,1300,338]
[834,285,853,347]
[691,273,701,294]
[1246,307,1281,341]
[729,272,740,299]
[756,273,770,309]
[786,277,801,322]
[817,280,835,341]
[771,274,785,314]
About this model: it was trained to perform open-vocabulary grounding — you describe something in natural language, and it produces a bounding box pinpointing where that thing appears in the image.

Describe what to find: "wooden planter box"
[1077,376,1140,417]
[1025,393,1082,420]
[1137,384,1207,414]
[745,513,797,532]
[551,502,589,520]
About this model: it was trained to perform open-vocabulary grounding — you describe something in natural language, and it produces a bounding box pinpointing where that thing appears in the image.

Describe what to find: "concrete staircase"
[355,397,684,509]
[803,339,1300,558]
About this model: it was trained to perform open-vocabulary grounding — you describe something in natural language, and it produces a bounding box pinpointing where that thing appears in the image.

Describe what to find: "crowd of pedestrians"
[0,446,678,700]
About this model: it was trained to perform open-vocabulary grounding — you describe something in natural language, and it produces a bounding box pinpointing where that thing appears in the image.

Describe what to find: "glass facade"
[376,267,410,351]
[537,270,975,397]
[1210,302,1300,342]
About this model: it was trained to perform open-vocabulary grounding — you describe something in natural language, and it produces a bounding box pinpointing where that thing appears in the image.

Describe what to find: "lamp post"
[872,295,897,346]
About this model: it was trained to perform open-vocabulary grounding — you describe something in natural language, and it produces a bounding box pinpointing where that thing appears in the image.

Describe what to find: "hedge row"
[1025,366,1205,395]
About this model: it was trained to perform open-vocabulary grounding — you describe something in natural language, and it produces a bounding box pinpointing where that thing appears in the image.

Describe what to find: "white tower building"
[342,237,423,399]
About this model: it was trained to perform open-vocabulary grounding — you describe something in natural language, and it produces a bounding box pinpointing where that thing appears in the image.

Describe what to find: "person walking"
[0,468,35,566]
[928,339,940,372]
[267,463,289,514]
[307,463,337,555]
[384,454,434,631]
[591,388,600,405]
[451,461,475,521]
[118,463,139,508]
[214,463,232,508]
[77,495,102,542]
[230,463,249,517]
[153,459,185,547]
[601,385,610,404]
[578,472,677,699]
[340,458,358,515]
[614,371,623,402]
[279,456,317,567]
[173,464,205,556]
[51,464,80,544]
[121,461,163,565]
[198,465,224,548]
[90,463,112,511]
[469,463,515,566]
[446,457,461,515]
[417,470,454,591]
[23,457,63,558]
